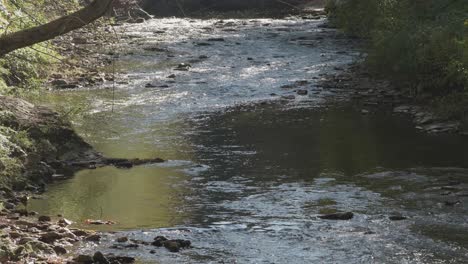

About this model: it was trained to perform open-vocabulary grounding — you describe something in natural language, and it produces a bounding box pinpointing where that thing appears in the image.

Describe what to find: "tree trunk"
[0,0,114,57]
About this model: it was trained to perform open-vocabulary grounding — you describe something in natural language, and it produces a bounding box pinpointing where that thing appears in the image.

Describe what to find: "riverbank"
[324,0,468,132]
[318,63,468,135]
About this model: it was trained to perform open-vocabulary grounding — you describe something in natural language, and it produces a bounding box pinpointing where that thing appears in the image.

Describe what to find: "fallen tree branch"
[0,0,114,57]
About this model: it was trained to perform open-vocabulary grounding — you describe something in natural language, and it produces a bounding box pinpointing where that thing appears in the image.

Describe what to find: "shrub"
[326,0,468,116]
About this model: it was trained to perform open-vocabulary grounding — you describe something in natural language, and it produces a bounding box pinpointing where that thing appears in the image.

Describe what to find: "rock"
[175,239,191,248]
[116,236,128,243]
[38,215,51,222]
[13,245,27,259]
[161,239,191,252]
[72,37,88,44]
[74,254,94,264]
[85,234,101,242]
[199,55,208,59]
[207,38,225,41]
[93,251,110,264]
[3,202,15,210]
[195,42,212,46]
[163,240,180,252]
[58,218,73,227]
[84,219,116,225]
[39,232,62,244]
[71,229,90,237]
[175,63,191,71]
[152,236,167,247]
[50,79,68,87]
[247,57,254,61]
[18,237,35,245]
[319,212,354,220]
[444,200,461,206]
[26,241,55,255]
[107,256,136,263]
[8,231,22,239]
[145,83,157,88]
[53,245,67,255]
[389,215,407,221]
[297,89,308,95]
[50,73,63,79]
[167,74,176,78]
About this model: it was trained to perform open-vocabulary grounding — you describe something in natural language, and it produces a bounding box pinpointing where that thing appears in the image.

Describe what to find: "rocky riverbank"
[0,95,167,263]
[317,63,468,135]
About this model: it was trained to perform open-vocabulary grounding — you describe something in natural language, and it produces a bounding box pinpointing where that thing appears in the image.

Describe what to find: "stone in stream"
[164,240,181,252]
[145,83,157,88]
[53,245,67,255]
[444,200,461,206]
[93,251,110,264]
[58,218,73,227]
[175,63,192,71]
[162,239,191,252]
[39,231,62,244]
[107,256,136,264]
[389,215,407,221]
[195,42,212,46]
[319,212,354,220]
[74,254,94,264]
[167,74,176,78]
[207,37,225,41]
[85,234,101,242]
[297,89,308,96]
[38,215,52,222]
[152,235,168,247]
[116,236,129,243]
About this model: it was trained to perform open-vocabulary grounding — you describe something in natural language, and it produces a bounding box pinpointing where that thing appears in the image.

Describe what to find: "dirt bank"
[0,95,166,263]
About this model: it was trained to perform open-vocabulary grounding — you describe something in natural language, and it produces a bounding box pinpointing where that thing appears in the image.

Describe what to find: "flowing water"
[30,17,468,263]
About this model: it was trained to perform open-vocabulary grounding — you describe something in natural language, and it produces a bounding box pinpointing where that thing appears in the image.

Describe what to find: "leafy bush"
[0,0,78,92]
[326,0,468,117]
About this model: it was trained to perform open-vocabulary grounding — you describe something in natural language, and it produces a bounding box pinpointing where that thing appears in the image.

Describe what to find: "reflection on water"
[30,165,190,230]
[29,16,468,263]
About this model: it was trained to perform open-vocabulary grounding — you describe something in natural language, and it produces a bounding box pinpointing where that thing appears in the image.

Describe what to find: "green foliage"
[0,0,79,92]
[327,0,468,117]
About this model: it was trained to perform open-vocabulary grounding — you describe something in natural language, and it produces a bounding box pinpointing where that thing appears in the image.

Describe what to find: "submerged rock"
[116,236,129,243]
[319,212,354,220]
[163,239,191,252]
[93,251,110,264]
[389,215,407,221]
[152,235,168,247]
[74,254,94,263]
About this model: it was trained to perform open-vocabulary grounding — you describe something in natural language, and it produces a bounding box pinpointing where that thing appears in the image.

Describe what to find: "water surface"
[31,17,468,263]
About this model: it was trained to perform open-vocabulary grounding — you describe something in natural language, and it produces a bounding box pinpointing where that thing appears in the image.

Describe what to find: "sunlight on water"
[29,17,468,263]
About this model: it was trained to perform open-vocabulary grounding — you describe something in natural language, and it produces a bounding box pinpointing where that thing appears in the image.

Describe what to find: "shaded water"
[31,17,468,263]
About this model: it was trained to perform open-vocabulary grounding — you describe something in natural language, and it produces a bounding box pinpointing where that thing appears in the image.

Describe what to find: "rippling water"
[30,17,468,263]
